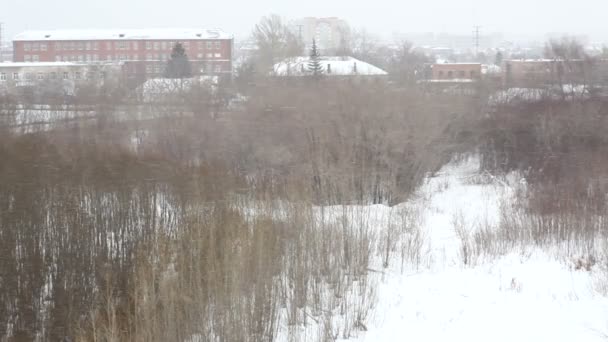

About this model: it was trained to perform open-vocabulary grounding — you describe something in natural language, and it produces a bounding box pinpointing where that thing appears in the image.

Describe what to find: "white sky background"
[2,0,607,42]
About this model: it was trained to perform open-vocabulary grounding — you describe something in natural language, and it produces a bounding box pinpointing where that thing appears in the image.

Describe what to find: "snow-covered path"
[345,156,608,342]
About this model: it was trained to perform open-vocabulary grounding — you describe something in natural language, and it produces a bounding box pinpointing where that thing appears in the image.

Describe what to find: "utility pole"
[473,25,481,58]
[0,22,3,62]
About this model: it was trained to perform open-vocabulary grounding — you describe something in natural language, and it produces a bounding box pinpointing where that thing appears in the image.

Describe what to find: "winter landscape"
[1,1,608,341]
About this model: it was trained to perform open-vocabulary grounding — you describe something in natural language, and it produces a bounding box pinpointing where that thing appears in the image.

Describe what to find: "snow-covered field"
[340,156,608,342]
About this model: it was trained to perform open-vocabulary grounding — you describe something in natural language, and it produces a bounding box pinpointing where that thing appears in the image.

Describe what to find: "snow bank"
[343,156,608,342]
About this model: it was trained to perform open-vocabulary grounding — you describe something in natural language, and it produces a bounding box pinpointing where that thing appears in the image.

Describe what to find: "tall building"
[290,17,349,53]
[12,28,233,83]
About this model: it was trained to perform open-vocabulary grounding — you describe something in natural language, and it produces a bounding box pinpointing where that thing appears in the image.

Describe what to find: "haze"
[3,0,608,42]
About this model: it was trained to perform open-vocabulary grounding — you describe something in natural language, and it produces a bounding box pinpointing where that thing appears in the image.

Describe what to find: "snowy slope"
[342,156,608,342]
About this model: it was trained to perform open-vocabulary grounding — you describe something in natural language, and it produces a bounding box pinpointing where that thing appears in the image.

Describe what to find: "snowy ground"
[342,156,608,342]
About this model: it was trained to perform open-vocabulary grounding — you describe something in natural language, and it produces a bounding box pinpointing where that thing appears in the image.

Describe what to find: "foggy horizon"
[3,0,608,43]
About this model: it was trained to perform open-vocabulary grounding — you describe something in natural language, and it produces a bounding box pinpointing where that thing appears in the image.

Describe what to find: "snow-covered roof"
[273,56,388,77]
[14,28,232,41]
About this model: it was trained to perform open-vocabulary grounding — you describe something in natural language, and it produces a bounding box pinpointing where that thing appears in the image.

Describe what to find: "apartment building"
[12,28,233,84]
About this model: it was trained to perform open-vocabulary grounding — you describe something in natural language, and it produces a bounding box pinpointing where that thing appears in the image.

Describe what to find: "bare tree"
[252,14,303,72]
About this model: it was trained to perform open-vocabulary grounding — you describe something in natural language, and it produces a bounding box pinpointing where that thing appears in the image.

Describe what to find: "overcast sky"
[3,0,607,43]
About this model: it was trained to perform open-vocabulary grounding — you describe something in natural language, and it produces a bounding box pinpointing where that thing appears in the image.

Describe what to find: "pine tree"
[495,51,504,66]
[307,39,324,77]
[164,43,192,79]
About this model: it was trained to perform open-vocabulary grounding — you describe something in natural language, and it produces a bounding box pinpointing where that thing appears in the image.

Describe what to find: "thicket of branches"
[0,71,479,341]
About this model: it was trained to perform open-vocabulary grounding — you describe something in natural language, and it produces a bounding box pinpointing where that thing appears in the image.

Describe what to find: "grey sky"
[3,0,607,42]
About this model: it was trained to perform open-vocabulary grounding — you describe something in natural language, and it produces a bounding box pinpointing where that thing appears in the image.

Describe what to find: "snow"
[273,56,388,77]
[138,76,218,102]
[14,28,232,41]
[490,85,590,105]
[339,156,608,342]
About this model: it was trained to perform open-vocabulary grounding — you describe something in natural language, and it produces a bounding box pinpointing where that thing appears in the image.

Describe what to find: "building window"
[458,70,465,78]
[206,53,213,58]
[133,42,138,50]
[93,42,98,50]
[146,41,152,50]
[40,43,47,51]
[214,53,221,58]
[447,71,453,78]
[78,55,84,62]
[33,55,39,62]
[37,73,44,80]
[215,41,221,49]
[154,42,160,50]
[50,72,57,79]
[32,43,39,51]
[0,73,6,81]
[63,72,69,79]
[78,42,84,50]
[206,41,212,49]
[198,42,204,50]
[55,42,61,51]
[470,71,476,78]
[55,55,61,61]
[24,43,31,51]
[24,55,31,62]
[146,65,154,74]
[161,41,167,50]
[75,72,81,80]
[26,73,33,80]
[197,53,203,59]
[214,64,221,72]
[86,42,91,50]
[183,42,190,49]
[13,73,19,80]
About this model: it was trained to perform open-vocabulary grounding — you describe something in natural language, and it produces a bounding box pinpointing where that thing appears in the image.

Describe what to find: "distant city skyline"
[3,0,608,44]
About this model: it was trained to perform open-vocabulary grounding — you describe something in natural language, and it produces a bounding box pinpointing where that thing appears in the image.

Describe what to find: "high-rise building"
[290,17,349,53]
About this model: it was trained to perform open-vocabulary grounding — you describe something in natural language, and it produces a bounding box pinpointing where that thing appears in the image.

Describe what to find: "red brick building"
[431,63,482,80]
[13,28,233,85]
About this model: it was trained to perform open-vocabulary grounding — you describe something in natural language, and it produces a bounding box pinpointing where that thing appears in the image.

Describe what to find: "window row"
[0,71,107,81]
[23,55,40,62]
[437,70,477,79]
[143,63,223,74]
[23,40,224,52]
[23,43,48,52]
[144,41,222,51]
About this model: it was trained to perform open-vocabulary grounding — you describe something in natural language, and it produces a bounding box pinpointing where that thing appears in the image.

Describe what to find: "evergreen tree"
[307,39,324,77]
[164,43,192,79]
[495,51,504,66]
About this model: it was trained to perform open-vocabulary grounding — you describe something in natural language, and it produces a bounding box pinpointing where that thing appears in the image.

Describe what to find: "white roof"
[14,28,232,41]
[274,56,388,76]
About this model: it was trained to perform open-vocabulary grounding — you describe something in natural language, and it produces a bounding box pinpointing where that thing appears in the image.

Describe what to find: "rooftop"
[14,28,232,41]
[274,56,388,76]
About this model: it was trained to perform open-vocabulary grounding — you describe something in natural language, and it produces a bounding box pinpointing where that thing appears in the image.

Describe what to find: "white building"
[0,62,124,95]
[273,56,388,78]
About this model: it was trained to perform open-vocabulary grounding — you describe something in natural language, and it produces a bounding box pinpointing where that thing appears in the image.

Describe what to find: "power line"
[473,25,481,57]
[0,22,3,61]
